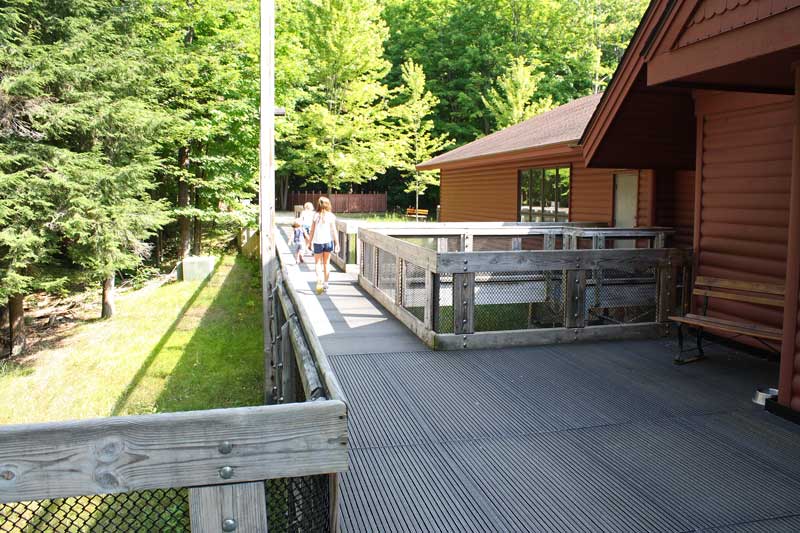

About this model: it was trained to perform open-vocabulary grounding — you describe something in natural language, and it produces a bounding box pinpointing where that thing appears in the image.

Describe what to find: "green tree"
[294,0,394,191]
[482,56,555,129]
[394,59,452,211]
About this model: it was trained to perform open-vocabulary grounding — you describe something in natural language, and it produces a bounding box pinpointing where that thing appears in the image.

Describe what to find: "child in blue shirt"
[291,219,308,264]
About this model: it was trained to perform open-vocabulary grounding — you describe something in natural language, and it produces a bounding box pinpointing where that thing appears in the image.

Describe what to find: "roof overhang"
[582,0,800,170]
[416,141,580,171]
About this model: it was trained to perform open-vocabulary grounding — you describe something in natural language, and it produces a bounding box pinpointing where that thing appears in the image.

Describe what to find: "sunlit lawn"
[0,255,264,425]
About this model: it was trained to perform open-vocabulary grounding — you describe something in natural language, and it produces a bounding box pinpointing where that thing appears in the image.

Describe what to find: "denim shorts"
[313,241,334,254]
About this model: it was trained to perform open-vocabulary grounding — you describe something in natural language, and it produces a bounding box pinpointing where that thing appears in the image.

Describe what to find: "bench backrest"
[693,276,784,308]
[406,208,429,215]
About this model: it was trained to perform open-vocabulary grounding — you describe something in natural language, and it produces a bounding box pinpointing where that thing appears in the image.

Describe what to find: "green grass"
[0,254,264,425]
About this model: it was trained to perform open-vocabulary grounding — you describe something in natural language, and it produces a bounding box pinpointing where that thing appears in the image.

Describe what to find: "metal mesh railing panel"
[437,273,454,333]
[402,260,426,322]
[266,475,330,533]
[473,271,565,332]
[361,242,375,283]
[587,266,657,325]
[0,477,331,533]
[376,248,396,301]
[0,488,190,533]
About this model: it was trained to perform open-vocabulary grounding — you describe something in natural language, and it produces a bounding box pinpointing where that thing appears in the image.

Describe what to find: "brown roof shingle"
[417,92,603,169]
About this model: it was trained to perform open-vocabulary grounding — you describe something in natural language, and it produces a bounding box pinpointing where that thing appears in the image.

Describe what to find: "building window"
[518,167,570,222]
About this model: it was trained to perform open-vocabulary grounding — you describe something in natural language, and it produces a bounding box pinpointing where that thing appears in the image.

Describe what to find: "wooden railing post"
[189,481,269,533]
[565,270,586,328]
[424,270,440,332]
[280,322,297,403]
[395,256,403,306]
[656,261,672,324]
[453,272,475,335]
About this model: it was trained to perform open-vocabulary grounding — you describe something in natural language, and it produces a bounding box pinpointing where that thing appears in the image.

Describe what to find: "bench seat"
[669,314,782,342]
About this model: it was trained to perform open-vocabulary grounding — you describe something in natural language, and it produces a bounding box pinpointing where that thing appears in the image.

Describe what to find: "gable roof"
[417,92,603,170]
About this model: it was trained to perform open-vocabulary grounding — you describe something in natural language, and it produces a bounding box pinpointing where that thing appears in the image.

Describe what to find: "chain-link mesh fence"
[587,266,657,325]
[402,260,426,321]
[0,477,331,533]
[473,271,565,332]
[361,242,375,283]
[0,488,190,533]
[266,476,330,533]
[376,248,397,302]
[437,273,454,334]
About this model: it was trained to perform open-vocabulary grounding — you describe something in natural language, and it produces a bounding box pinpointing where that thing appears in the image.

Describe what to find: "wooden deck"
[285,234,800,532]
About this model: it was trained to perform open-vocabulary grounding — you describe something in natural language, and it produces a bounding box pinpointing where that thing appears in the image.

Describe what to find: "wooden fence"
[356,224,690,350]
[289,192,386,213]
[0,230,349,533]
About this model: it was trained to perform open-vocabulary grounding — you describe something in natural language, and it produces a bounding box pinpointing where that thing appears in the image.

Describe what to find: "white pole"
[260,0,276,403]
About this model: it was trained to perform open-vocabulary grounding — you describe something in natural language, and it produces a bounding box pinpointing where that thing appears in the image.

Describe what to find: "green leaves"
[482,56,555,130]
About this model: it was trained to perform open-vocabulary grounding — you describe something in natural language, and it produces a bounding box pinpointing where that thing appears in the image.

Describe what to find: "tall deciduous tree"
[295,0,394,191]
[482,56,555,129]
[394,59,452,211]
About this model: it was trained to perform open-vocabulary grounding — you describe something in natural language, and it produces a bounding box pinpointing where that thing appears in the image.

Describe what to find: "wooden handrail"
[0,401,348,504]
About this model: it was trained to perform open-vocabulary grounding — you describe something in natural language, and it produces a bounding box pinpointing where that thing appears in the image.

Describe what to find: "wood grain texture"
[434,323,664,350]
[358,228,437,272]
[437,248,689,274]
[669,314,783,341]
[694,276,785,296]
[0,401,348,503]
[190,482,269,533]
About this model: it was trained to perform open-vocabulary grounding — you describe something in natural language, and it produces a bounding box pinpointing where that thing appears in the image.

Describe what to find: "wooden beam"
[358,228,437,272]
[565,270,586,328]
[434,323,664,350]
[437,248,689,274]
[0,401,348,503]
[190,482,268,533]
[453,273,475,335]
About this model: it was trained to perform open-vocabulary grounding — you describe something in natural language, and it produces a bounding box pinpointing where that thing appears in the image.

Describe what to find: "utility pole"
[260,0,277,403]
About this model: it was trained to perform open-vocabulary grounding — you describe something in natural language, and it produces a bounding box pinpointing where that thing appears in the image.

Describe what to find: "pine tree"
[394,60,452,212]
[482,56,555,130]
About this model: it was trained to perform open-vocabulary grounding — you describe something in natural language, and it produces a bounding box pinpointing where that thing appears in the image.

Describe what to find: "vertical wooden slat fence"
[288,192,387,213]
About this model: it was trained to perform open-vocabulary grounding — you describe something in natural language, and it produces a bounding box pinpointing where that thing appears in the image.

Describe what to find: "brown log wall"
[570,163,615,226]
[439,166,520,222]
[655,170,695,249]
[696,98,793,343]
[637,170,655,226]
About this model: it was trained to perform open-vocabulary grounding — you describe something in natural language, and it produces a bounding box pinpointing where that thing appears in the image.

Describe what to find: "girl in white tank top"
[307,197,340,294]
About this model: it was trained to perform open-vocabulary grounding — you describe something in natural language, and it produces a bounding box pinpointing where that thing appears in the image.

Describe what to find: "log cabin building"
[419,0,800,414]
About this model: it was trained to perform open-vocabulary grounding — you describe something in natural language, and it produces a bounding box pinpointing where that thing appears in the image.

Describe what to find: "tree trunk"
[192,218,202,255]
[178,146,191,259]
[8,294,25,357]
[155,230,163,267]
[101,276,115,319]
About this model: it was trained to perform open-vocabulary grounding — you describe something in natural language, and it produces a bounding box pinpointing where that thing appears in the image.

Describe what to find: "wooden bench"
[669,276,784,364]
[406,207,428,220]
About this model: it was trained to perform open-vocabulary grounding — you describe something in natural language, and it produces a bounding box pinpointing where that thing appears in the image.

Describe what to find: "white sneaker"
[323,282,329,292]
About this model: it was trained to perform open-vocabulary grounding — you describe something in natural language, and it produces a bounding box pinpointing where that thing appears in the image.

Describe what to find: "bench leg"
[674,326,706,365]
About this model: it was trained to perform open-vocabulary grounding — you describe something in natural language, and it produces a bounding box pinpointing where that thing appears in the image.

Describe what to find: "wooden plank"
[511,237,522,250]
[694,276,785,296]
[437,248,689,274]
[656,264,672,323]
[280,322,297,404]
[329,473,341,533]
[358,274,436,348]
[424,270,434,330]
[358,228,437,272]
[395,255,403,306]
[190,481,268,533]
[453,273,475,335]
[692,288,784,308]
[0,400,348,503]
[669,314,783,341]
[276,278,326,401]
[463,232,473,252]
[565,270,586,328]
[434,323,663,350]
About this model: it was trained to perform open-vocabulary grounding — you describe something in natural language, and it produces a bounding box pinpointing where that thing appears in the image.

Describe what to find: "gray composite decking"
[332,342,800,532]
[284,230,800,532]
